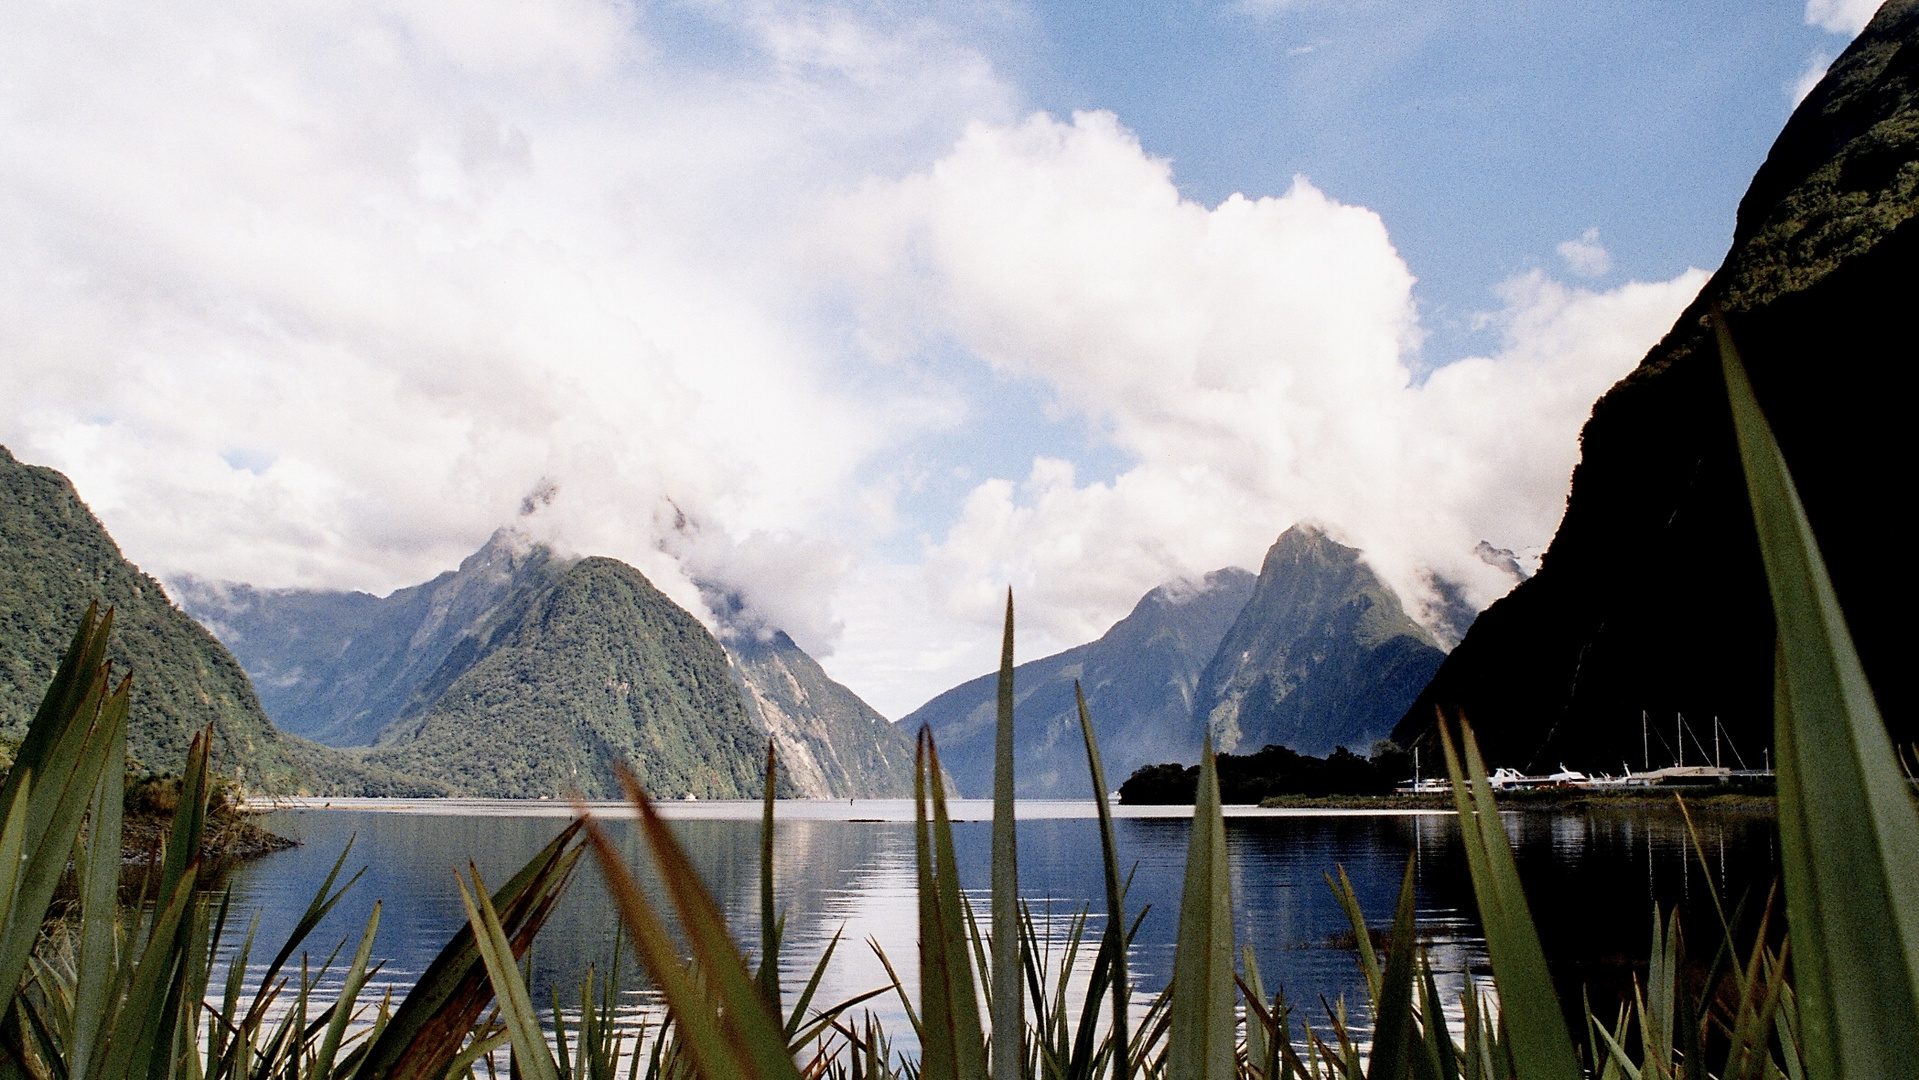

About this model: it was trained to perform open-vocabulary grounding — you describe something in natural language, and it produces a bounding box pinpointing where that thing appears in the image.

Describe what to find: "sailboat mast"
[1643,710,1649,771]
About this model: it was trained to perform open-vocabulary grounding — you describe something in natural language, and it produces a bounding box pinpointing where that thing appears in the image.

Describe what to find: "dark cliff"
[1394,1,1919,770]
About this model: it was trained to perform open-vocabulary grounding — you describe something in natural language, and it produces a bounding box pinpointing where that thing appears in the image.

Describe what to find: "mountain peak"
[1196,528,1444,755]
[903,565,1256,798]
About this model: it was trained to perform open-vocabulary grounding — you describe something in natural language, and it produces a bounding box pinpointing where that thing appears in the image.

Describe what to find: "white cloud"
[0,0,1011,658]
[1791,52,1832,105]
[1,4,1709,718]
[1805,0,1879,36]
[825,112,1706,707]
[1556,228,1613,277]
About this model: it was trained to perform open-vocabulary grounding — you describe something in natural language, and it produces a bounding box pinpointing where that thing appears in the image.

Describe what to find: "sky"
[0,0,1881,717]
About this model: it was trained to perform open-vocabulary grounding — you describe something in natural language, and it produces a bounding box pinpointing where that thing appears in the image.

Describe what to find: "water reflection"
[219,801,1776,1045]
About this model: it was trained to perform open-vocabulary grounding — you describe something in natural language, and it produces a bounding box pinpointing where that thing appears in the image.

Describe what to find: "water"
[215,799,1778,1047]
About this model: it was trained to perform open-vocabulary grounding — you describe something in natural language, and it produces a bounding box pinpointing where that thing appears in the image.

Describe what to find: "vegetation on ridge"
[367,557,771,799]
[1119,741,1411,804]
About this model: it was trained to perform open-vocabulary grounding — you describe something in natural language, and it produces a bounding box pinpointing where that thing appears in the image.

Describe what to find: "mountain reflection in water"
[221,800,1776,1044]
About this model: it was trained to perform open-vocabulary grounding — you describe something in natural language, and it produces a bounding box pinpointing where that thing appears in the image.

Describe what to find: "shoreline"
[1245,788,1779,814]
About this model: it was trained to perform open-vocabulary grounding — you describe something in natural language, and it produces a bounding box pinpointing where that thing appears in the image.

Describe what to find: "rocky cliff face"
[726,631,918,797]
[1196,526,1446,757]
[1393,1,1919,770]
[175,529,565,747]
[902,568,1256,798]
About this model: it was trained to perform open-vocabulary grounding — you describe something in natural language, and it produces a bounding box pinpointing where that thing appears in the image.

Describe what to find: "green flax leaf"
[758,741,782,1022]
[1715,312,1919,1077]
[1167,740,1234,1080]
[1438,721,1580,1080]
[990,590,1022,1080]
[1077,682,1131,1080]
[1365,856,1419,1080]
[611,765,803,1080]
[457,869,559,1080]
[915,728,988,1080]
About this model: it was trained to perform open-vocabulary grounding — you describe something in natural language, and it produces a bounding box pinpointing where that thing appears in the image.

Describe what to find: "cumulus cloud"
[1,3,1707,716]
[828,112,1706,686]
[1805,0,1879,36]
[1556,228,1613,277]
[0,0,1010,657]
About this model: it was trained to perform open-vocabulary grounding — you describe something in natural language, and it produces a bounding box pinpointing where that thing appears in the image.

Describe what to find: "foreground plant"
[1,604,586,1080]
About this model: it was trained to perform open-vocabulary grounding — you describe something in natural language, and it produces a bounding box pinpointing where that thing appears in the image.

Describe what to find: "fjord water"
[223,801,1777,1038]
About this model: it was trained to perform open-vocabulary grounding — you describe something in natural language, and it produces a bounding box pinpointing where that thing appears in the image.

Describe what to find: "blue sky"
[1008,1,1829,358]
[0,0,1875,713]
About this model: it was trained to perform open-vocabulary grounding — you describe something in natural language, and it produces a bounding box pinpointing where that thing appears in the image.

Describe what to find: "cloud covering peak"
[2,0,1707,714]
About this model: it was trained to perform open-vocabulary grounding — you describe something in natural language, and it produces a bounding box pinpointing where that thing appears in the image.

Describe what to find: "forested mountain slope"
[175,530,565,747]
[366,557,769,799]
[1,446,437,795]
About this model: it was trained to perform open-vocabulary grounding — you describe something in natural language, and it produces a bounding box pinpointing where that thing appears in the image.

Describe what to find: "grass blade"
[915,729,988,1080]
[990,590,1021,1080]
[758,742,782,1022]
[1437,720,1580,1080]
[1166,740,1234,1080]
[1076,682,1130,1080]
[1327,867,1382,1007]
[314,903,384,1080]
[1364,856,1418,1080]
[1714,311,1919,1077]
[610,765,802,1080]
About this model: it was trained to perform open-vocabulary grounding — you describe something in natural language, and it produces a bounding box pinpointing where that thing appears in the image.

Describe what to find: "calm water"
[216,799,1778,1044]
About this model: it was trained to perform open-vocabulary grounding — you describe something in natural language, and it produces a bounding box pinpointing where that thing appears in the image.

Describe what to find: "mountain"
[902,568,1256,798]
[1196,526,1446,757]
[185,532,916,798]
[0,445,422,794]
[365,557,769,799]
[726,630,919,797]
[174,529,564,747]
[1392,2,1919,770]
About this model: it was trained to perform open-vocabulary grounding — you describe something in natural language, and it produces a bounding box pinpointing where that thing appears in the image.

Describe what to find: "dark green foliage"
[2,446,449,796]
[1118,742,1404,804]
[1396,0,1919,772]
[173,529,565,747]
[903,568,1253,798]
[368,557,768,798]
[1197,526,1445,759]
[1,445,303,792]
[2,609,587,1080]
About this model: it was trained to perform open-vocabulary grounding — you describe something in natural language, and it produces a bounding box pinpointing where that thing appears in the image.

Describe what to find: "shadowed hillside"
[1394,1,1919,770]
